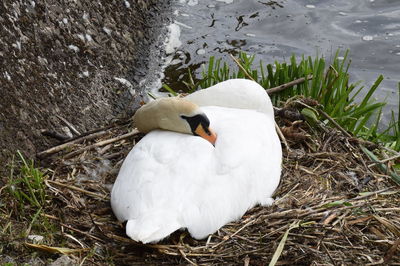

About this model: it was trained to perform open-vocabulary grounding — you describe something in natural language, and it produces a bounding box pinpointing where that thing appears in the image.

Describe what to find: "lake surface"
[159,0,399,124]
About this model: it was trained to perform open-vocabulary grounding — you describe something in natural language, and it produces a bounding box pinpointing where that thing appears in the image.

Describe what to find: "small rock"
[4,71,11,81]
[76,33,85,42]
[82,12,89,22]
[60,126,74,139]
[114,77,135,96]
[28,257,45,265]
[49,255,76,266]
[27,234,44,243]
[68,44,80,52]
[85,34,93,42]
[103,27,112,35]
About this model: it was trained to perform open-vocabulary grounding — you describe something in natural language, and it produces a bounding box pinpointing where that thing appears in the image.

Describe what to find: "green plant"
[163,50,400,184]
[1,152,57,258]
[8,151,47,213]
[372,83,400,151]
[172,50,398,151]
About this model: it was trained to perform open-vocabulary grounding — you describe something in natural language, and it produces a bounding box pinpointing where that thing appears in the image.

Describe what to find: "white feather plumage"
[111,79,282,243]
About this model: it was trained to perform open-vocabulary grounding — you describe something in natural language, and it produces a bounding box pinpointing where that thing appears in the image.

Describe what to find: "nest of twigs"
[24,105,400,265]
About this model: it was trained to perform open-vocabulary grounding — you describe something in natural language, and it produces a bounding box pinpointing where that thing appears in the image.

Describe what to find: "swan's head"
[133,97,217,145]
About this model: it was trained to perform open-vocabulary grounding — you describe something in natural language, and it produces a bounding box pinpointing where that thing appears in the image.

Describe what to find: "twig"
[229,53,313,96]
[381,146,400,156]
[46,180,109,201]
[106,233,135,244]
[275,123,291,152]
[179,249,198,265]
[267,75,313,95]
[64,233,85,248]
[369,153,400,166]
[244,255,250,266]
[60,222,105,243]
[57,115,81,135]
[211,218,256,249]
[64,119,131,143]
[42,208,105,243]
[37,130,110,158]
[229,54,255,81]
[319,109,352,138]
[63,129,139,159]
[354,187,398,200]
[89,213,105,235]
[322,242,337,266]
[383,238,400,264]
[41,213,60,220]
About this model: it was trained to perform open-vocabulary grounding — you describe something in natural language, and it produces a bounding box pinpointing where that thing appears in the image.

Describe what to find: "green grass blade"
[360,146,400,184]
[269,221,300,266]
[359,75,384,108]
[162,84,178,96]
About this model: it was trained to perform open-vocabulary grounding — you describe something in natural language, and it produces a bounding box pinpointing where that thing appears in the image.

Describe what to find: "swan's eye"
[181,114,216,145]
[181,114,210,135]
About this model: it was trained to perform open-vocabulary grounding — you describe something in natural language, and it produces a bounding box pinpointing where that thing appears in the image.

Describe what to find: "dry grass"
[1,113,399,265]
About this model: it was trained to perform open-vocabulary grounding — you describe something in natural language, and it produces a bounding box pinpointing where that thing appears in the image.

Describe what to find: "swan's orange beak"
[195,124,217,146]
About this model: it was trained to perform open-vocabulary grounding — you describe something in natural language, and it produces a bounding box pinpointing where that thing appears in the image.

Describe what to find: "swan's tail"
[126,212,182,244]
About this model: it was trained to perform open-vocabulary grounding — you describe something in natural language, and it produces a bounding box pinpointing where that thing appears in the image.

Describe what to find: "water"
[159,0,399,124]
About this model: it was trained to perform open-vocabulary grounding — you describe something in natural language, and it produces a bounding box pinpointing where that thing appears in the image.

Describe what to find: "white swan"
[111,79,282,243]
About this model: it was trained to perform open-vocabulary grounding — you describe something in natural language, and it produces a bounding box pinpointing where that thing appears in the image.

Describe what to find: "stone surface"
[0,0,170,168]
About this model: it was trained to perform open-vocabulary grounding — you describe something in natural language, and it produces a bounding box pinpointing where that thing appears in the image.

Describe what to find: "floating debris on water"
[164,23,182,55]
[215,0,233,4]
[196,48,206,55]
[174,20,192,29]
[362,35,374,41]
[187,0,198,6]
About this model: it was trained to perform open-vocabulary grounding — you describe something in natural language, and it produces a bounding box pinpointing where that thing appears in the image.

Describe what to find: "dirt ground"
[0,0,170,169]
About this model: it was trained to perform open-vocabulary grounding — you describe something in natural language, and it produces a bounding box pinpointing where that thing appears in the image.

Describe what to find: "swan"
[111,79,282,243]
